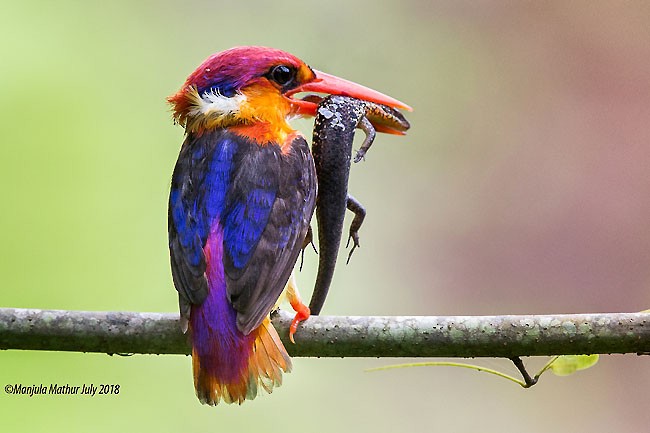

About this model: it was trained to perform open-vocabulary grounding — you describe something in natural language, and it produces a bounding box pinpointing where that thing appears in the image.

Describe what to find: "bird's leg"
[285,272,311,343]
[345,195,366,264]
[353,116,377,163]
[299,226,317,271]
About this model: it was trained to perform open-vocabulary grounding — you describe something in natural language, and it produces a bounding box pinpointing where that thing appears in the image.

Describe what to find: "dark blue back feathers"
[169,129,316,334]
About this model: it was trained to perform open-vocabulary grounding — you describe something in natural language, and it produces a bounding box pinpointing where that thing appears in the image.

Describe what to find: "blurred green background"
[2,0,649,431]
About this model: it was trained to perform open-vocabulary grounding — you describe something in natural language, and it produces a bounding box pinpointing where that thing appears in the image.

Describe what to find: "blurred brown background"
[1,1,649,431]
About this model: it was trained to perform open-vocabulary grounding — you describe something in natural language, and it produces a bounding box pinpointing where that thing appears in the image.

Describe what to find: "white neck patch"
[189,89,247,118]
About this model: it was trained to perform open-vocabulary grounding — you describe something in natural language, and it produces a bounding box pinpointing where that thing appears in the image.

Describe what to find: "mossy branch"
[1,308,649,357]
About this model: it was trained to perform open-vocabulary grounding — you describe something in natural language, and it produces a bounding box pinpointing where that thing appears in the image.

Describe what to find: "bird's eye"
[268,65,296,87]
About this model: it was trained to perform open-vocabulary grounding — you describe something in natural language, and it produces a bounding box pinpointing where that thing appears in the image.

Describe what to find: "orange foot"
[289,300,310,344]
[286,273,310,343]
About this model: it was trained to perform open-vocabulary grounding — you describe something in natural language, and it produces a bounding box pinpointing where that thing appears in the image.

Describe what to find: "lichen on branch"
[1,308,649,358]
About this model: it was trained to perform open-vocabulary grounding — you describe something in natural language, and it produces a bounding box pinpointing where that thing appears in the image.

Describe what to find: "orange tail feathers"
[192,318,291,405]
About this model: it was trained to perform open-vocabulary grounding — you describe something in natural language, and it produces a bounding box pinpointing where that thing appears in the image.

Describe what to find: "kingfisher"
[167,46,410,405]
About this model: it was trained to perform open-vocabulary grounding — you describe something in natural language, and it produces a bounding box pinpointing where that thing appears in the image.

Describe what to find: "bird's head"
[168,46,410,138]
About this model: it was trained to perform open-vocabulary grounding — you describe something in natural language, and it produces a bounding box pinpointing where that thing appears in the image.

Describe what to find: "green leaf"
[549,355,599,376]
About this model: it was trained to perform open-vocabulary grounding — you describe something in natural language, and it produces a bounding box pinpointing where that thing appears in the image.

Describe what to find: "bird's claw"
[289,300,311,344]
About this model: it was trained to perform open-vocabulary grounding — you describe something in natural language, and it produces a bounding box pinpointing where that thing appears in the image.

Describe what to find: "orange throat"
[230,122,300,152]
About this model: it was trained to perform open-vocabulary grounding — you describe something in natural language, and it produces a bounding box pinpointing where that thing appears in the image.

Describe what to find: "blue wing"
[169,130,236,324]
[222,134,316,335]
[168,130,316,334]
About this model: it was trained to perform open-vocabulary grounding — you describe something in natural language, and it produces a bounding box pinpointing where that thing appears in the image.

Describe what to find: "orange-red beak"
[287,70,412,131]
